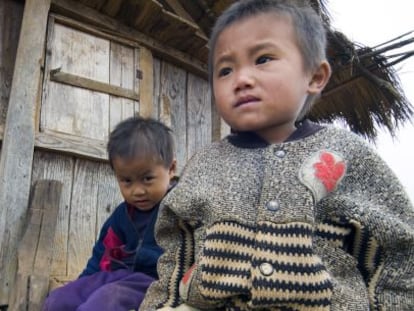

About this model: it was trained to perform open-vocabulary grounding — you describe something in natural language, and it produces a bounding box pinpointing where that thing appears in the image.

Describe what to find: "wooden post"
[8,180,62,311]
[139,46,154,118]
[0,0,51,304]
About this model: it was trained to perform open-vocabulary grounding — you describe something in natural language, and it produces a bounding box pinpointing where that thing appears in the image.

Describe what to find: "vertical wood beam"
[139,46,154,118]
[0,0,51,304]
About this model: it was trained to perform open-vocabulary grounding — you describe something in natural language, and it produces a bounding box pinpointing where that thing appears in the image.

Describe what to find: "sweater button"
[266,200,279,211]
[259,262,274,276]
[275,150,286,158]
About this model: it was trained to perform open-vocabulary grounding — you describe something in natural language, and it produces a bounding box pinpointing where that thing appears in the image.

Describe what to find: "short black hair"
[107,116,175,169]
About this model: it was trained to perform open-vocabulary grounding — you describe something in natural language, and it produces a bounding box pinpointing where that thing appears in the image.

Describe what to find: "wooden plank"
[186,72,212,159]
[50,70,140,101]
[0,0,24,134]
[95,164,123,241]
[67,159,111,276]
[78,0,105,10]
[31,151,74,280]
[29,180,62,310]
[101,0,123,17]
[164,0,196,24]
[159,62,187,173]
[15,209,43,274]
[8,273,30,311]
[108,42,138,132]
[62,159,121,280]
[133,48,141,118]
[155,10,206,52]
[32,181,62,273]
[8,180,62,311]
[53,14,139,51]
[48,22,110,82]
[0,0,52,304]
[139,46,154,118]
[129,0,163,30]
[35,131,107,160]
[153,58,161,119]
[50,0,208,79]
[41,21,110,142]
[28,275,50,311]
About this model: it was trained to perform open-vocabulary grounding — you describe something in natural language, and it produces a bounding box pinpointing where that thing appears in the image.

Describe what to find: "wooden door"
[39,18,142,160]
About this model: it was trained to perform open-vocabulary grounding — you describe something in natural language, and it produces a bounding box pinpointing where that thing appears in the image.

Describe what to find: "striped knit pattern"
[158,219,195,309]
[199,221,332,310]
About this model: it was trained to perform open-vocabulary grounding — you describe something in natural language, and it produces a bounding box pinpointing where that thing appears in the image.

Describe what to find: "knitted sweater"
[140,123,414,311]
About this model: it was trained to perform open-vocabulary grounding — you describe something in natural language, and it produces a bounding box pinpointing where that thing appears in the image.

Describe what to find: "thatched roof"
[69,0,414,141]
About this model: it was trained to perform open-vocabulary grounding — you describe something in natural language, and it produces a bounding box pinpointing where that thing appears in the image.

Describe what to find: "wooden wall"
[0,0,230,304]
[0,0,23,139]
[31,54,213,287]
[31,16,214,290]
[0,0,25,304]
[31,150,122,286]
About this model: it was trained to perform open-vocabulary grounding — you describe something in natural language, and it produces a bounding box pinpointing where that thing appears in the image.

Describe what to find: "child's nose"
[132,184,145,196]
[234,68,254,91]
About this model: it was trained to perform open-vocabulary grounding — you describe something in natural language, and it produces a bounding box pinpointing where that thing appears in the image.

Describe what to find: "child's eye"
[143,176,155,183]
[120,178,132,185]
[256,55,273,65]
[217,67,232,77]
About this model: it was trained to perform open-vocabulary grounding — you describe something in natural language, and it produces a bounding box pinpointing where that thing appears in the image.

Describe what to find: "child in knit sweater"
[140,1,414,310]
[43,116,177,311]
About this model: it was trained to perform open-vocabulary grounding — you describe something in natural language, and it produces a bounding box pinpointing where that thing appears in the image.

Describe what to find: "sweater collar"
[227,119,324,149]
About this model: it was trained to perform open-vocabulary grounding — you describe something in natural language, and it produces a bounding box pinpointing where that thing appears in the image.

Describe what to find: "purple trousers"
[42,269,154,311]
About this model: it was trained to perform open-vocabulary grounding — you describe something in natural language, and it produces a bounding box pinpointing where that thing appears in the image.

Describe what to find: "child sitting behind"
[140,0,414,310]
[43,116,177,311]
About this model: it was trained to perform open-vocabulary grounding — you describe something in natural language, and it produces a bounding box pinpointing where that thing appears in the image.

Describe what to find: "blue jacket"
[79,201,163,279]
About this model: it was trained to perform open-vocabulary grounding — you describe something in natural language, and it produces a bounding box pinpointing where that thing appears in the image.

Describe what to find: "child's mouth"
[235,95,259,107]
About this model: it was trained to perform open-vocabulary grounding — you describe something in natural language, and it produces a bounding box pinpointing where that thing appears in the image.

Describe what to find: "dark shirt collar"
[227,119,324,149]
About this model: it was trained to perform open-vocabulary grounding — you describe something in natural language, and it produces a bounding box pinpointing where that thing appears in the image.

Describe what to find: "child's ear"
[308,60,331,95]
[169,159,177,177]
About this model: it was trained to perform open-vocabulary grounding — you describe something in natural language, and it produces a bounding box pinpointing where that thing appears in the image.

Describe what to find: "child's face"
[112,156,176,211]
[212,13,317,143]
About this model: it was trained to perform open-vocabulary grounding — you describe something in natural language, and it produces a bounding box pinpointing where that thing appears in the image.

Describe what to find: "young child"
[140,1,414,310]
[43,116,177,311]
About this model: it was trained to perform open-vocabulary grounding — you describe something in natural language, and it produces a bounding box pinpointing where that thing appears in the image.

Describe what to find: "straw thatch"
[313,30,414,140]
[176,0,414,140]
[309,0,414,140]
[73,0,414,140]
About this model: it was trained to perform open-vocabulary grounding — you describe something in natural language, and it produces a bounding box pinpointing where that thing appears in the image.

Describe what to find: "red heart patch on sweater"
[313,152,345,192]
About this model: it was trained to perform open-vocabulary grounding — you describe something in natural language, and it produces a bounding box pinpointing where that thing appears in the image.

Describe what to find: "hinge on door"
[136,69,143,80]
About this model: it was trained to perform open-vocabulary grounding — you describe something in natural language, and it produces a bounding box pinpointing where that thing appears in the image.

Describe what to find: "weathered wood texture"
[39,20,141,160]
[0,0,24,139]
[8,180,62,311]
[1,1,222,305]
[28,57,213,293]
[31,151,74,281]
[51,0,208,78]
[159,62,188,172]
[59,0,210,60]
[31,150,122,288]
[187,73,212,158]
[139,46,154,118]
[0,0,52,304]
